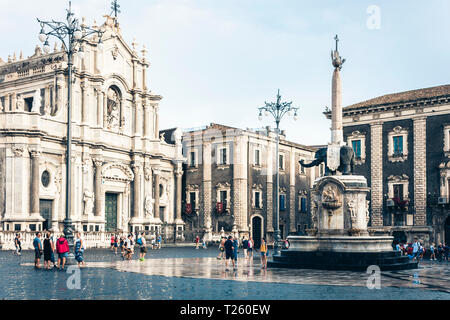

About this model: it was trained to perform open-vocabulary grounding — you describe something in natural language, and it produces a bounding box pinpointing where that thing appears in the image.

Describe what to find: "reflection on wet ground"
[88,256,450,294]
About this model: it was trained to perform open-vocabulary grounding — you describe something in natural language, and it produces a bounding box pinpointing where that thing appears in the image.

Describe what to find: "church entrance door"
[39,200,53,231]
[105,193,118,232]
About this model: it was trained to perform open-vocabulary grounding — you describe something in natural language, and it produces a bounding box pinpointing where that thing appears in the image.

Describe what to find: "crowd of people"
[109,232,164,261]
[25,231,85,270]
[216,235,268,270]
[394,238,449,263]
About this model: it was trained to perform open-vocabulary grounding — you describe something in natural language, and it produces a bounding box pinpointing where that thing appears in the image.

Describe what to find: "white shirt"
[126,238,132,249]
[413,242,419,253]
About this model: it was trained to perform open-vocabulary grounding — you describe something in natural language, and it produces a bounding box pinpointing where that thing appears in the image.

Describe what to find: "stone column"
[134,95,142,137]
[4,94,10,112]
[370,122,383,227]
[81,81,88,124]
[30,149,41,215]
[143,100,150,138]
[202,143,212,235]
[232,136,248,235]
[414,117,427,226]
[266,141,274,232]
[289,148,296,233]
[93,158,103,217]
[132,161,141,219]
[103,91,108,128]
[96,88,103,127]
[154,107,160,139]
[331,68,343,144]
[175,167,183,222]
[154,169,160,220]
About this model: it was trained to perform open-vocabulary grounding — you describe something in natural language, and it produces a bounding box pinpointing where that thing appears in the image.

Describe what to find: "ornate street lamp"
[37,1,104,262]
[258,89,299,257]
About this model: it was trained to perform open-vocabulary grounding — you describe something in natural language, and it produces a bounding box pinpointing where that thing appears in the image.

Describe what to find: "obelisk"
[327,35,346,173]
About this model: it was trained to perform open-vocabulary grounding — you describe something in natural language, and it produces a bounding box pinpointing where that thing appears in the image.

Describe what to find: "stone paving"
[1,246,449,300]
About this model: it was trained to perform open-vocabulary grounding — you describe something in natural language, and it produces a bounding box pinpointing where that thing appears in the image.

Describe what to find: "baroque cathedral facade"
[0,16,185,237]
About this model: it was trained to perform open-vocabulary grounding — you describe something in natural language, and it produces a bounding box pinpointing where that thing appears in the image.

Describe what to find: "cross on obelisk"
[111,0,121,19]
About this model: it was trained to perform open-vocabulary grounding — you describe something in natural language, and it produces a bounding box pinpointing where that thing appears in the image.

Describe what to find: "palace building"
[0,15,185,238]
[181,123,318,246]
[337,84,450,245]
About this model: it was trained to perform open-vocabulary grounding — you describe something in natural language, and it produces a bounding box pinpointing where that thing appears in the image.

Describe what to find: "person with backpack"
[138,233,147,261]
[33,232,43,269]
[56,234,69,271]
[74,232,85,268]
[157,234,162,249]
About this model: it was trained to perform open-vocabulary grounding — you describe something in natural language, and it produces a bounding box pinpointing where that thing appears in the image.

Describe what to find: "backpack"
[56,238,69,253]
[136,237,143,246]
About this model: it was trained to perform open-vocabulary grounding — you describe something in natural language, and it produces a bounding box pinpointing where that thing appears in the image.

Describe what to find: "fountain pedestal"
[268,176,417,271]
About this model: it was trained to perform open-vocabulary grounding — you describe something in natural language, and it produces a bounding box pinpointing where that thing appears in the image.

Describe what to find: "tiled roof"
[344,84,450,110]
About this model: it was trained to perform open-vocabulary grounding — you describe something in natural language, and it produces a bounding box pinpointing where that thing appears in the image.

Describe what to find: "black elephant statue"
[300,145,355,176]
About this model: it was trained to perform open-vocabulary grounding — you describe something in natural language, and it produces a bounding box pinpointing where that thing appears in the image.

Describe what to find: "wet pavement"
[1,246,449,300]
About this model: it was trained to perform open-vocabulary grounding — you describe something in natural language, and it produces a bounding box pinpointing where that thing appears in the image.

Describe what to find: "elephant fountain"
[300,145,355,176]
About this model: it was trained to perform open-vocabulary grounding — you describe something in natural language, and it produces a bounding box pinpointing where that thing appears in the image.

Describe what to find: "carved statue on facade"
[144,195,154,218]
[16,95,24,111]
[106,87,120,129]
[348,198,357,225]
[83,189,95,215]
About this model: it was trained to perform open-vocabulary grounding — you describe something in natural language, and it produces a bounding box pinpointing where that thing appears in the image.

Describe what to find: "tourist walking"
[33,232,43,269]
[43,233,54,270]
[110,234,115,251]
[138,233,147,261]
[430,243,437,261]
[412,238,420,262]
[232,236,239,270]
[224,235,236,271]
[242,236,249,259]
[157,234,162,249]
[195,235,200,249]
[74,232,85,268]
[13,233,22,256]
[124,234,133,260]
[260,237,268,269]
[247,237,254,261]
[217,237,225,259]
[202,237,207,249]
[56,234,69,271]
[113,234,119,255]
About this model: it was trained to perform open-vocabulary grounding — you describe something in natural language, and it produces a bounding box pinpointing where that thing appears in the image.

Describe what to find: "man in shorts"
[33,232,42,269]
[138,233,147,261]
[125,234,133,260]
[224,235,235,271]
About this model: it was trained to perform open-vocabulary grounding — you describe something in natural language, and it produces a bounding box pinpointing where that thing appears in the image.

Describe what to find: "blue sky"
[1,0,449,145]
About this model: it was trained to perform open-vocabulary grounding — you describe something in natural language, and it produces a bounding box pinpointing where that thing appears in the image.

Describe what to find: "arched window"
[106,86,121,129]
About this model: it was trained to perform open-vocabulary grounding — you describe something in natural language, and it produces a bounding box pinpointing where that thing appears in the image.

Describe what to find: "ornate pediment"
[102,162,134,181]
[216,182,231,189]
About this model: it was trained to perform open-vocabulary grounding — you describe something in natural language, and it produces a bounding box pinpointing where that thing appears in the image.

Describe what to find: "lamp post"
[258,89,299,257]
[37,1,104,262]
